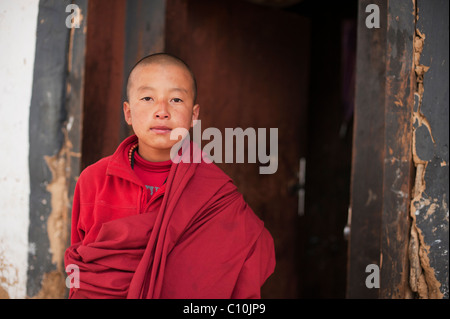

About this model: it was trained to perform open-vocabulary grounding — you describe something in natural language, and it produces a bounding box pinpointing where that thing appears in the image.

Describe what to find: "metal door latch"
[344,206,351,240]
[298,157,306,216]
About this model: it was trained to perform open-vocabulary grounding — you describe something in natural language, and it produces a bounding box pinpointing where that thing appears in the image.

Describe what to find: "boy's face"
[123,63,199,161]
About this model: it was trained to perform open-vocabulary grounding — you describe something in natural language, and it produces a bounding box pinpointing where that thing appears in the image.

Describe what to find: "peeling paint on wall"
[31,127,80,299]
[26,0,86,298]
[43,130,70,271]
[31,271,66,299]
[409,25,442,299]
[0,285,9,299]
[0,241,18,299]
[26,0,75,298]
[409,2,448,298]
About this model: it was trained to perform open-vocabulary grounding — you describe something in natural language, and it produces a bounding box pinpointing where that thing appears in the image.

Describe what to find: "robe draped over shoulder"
[64,135,275,299]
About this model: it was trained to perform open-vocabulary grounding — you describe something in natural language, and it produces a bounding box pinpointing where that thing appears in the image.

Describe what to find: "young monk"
[64,53,275,299]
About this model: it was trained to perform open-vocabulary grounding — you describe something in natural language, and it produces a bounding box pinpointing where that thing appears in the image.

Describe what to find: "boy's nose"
[154,101,170,119]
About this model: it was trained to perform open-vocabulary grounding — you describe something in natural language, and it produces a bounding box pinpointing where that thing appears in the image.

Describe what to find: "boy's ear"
[123,101,132,125]
[191,104,200,127]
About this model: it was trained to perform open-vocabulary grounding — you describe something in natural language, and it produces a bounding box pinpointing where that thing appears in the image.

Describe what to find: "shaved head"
[126,53,197,103]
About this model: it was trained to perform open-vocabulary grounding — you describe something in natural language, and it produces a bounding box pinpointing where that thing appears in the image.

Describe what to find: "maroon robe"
[64,135,275,298]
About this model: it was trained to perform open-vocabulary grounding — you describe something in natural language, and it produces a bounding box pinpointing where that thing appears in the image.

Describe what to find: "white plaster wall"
[0,0,39,298]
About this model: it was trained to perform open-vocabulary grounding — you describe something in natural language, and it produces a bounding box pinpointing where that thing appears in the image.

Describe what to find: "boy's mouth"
[150,126,172,134]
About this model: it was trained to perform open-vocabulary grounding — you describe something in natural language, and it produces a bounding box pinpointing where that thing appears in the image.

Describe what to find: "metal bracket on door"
[298,157,306,216]
[343,206,351,240]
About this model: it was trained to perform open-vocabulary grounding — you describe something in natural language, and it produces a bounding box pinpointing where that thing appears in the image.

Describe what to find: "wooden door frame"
[347,0,415,298]
[27,0,86,298]
[348,0,449,299]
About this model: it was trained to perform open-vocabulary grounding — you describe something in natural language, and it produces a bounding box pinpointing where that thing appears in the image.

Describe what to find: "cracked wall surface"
[32,129,75,299]
[409,0,449,299]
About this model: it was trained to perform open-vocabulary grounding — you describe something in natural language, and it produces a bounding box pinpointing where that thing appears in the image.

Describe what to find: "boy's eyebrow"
[169,87,189,94]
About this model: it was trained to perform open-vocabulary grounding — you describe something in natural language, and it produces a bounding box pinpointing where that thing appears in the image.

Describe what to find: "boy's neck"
[137,144,172,162]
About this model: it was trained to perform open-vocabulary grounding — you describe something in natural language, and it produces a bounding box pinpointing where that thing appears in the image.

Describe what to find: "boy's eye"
[141,97,153,101]
[172,98,183,103]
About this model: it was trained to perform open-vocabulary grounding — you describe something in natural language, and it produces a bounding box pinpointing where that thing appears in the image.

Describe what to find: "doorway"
[80,0,357,298]
[164,0,357,298]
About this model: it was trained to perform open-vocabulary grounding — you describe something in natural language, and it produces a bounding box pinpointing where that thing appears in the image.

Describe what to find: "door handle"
[298,157,306,216]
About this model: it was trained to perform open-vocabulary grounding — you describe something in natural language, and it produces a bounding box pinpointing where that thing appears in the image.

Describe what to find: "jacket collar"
[106,134,204,186]
[106,134,143,185]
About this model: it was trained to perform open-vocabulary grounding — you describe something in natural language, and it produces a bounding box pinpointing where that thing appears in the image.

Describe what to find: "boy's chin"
[138,136,180,152]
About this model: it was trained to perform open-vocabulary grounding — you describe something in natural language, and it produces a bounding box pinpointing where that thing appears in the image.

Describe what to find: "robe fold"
[64,135,275,299]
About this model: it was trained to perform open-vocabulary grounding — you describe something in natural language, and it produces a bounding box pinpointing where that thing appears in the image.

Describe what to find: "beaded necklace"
[128,144,139,169]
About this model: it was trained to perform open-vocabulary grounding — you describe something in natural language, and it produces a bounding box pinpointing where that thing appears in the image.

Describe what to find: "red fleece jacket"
[64,135,275,299]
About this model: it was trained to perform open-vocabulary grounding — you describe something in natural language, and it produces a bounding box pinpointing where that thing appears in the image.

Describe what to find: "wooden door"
[165,0,310,298]
[348,0,448,299]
